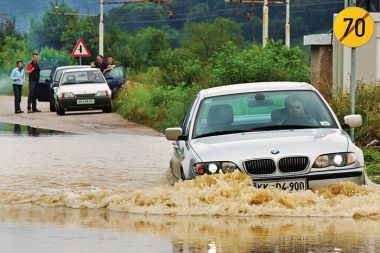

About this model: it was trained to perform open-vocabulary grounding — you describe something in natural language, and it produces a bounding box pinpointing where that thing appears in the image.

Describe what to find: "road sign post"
[334,6,374,141]
[71,38,91,64]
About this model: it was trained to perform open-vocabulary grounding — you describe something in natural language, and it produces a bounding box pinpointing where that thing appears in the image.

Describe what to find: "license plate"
[253,178,307,191]
[77,99,95,105]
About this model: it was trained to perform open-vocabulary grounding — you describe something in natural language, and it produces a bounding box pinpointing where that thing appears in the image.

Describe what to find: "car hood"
[58,83,110,94]
[190,128,349,162]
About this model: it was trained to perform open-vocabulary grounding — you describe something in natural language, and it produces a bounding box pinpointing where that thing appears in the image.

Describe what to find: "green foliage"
[158,48,207,86]
[30,2,77,50]
[61,17,98,56]
[331,84,380,145]
[115,83,200,131]
[364,148,380,184]
[0,36,29,74]
[119,27,169,71]
[182,18,245,60]
[38,47,75,69]
[209,40,310,85]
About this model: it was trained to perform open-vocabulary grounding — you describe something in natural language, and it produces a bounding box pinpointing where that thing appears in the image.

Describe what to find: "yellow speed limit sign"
[334,7,374,48]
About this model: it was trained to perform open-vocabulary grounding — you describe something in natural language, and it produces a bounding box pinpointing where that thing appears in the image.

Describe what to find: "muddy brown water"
[0,123,380,252]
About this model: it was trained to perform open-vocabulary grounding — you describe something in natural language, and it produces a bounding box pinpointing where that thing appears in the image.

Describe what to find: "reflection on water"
[0,204,380,253]
[0,122,67,136]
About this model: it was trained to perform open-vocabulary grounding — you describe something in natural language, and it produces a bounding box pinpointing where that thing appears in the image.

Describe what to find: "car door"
[36,69,52,102]
[105,65,126,90]
[171,96,199,179]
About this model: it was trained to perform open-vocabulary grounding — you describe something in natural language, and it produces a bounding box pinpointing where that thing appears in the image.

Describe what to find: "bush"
[208,40,310,86]
[331,83,380,145]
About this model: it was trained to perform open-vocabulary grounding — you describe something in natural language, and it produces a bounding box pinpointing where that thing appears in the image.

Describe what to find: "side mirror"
[344,114,362,128]
[165,127,183,141]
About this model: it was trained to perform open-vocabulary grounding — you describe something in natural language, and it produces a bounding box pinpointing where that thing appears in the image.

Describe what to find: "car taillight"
[61,93,64,99]
[106,90,109,97]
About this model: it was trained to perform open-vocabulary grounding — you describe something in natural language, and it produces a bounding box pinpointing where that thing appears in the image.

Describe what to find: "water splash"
[0,171,379,218]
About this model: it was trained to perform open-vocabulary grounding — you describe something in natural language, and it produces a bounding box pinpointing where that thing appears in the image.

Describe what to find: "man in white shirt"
[10,61,26,114]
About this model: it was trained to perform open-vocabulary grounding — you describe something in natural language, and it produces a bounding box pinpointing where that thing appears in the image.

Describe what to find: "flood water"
[1,122,380,252]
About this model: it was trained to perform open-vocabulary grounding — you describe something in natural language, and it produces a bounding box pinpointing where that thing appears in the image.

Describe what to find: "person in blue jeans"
[10,61,26,114]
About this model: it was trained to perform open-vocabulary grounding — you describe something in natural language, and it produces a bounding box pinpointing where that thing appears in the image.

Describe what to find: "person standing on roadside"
[90,55,108,73]
[10,61,26,114]
[26,53,41,113]
[103,56,116,74]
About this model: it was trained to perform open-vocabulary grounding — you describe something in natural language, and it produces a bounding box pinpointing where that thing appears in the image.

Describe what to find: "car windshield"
[193,90,338,139]
[61,70,105,85]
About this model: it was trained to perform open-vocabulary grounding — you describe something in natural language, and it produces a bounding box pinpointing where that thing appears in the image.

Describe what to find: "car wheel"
[56,103,65,116]
[102,104,112,113]
[50,99,56,112]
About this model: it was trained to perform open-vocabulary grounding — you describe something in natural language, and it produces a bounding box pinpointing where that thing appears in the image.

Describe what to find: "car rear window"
[61,70,105,85]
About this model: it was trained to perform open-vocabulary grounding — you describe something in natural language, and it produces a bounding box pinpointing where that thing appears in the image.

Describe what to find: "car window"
[193,90,338,138]
[61,70,105,85]
[39,69,52,82]
[107,66,124,78]
[54,69,63,82]
[182,96,199,136]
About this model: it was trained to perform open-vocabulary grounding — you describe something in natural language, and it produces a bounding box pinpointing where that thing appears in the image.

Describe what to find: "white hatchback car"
[54,68,112,115]
[166,82,365,190]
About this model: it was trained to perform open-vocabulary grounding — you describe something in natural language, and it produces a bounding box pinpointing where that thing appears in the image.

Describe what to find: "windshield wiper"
[195,130,244,139]
[248,125,317,131]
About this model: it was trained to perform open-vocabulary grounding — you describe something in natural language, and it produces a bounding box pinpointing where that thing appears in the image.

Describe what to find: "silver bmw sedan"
[166,82,365,190]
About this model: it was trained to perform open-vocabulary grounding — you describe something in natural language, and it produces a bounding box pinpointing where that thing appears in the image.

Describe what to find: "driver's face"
[287,100,304,117]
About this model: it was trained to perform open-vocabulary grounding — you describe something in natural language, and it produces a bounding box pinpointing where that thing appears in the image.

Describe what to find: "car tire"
[102,104,112,113]
[50,99,56,112]
[56,103,65,116]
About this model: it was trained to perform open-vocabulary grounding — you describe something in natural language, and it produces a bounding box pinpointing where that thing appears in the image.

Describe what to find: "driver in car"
[283,95,318,126]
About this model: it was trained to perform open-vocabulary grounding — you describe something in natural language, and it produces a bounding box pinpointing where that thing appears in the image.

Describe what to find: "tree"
[29,2,77,50]
[182,18,245,61]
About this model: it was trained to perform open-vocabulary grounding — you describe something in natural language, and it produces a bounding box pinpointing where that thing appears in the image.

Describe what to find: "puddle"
[0,122,68,137]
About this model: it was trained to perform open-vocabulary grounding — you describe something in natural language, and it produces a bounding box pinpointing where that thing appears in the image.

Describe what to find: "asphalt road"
[0,95,160,135]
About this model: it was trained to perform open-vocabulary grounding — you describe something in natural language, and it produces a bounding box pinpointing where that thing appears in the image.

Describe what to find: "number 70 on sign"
[334,7,374,48]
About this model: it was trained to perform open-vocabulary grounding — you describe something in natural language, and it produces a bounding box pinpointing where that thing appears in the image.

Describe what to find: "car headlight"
[192,162,239,175]
[313,152,357,168]
[60,92,75,99]
[96,90,110,97]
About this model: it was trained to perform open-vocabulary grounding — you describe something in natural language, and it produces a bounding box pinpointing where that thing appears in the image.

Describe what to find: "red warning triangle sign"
[71,38,91,57]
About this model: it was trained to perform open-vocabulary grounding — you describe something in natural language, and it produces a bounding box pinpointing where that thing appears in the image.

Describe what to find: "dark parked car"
[104,65,126,98]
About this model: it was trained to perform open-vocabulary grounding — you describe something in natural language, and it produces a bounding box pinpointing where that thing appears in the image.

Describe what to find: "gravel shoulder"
[0,95,161,135]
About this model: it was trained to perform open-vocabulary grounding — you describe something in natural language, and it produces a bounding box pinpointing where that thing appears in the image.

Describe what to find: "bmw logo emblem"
[271,150,280,155]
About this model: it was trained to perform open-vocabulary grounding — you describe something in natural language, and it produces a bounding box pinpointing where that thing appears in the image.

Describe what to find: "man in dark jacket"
[26,53,41,113]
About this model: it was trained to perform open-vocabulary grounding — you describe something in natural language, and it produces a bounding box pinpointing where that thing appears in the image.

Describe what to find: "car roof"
[200,82,316,98]
[55,65,92,71]
[62,68,100,73]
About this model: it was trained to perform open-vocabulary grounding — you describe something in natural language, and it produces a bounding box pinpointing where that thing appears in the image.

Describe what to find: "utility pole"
[99,0,104,56]
[99,0,172,55]
[285,0,290,47]
[349,0,356,141]
[224,0,288,47]
[263,0,268,46]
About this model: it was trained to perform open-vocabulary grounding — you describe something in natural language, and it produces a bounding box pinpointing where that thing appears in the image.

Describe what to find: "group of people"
[10,53,116,114]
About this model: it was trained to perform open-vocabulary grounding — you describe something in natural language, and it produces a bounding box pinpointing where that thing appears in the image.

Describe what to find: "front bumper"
[251,167,365,189]
[58,97,111,110]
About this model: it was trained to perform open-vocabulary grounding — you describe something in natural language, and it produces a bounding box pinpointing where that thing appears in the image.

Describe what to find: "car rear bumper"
[251,167,365,189]
[59,97,111,110]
